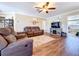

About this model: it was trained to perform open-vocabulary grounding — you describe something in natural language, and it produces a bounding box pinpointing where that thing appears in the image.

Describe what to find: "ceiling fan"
[35,2,56,13]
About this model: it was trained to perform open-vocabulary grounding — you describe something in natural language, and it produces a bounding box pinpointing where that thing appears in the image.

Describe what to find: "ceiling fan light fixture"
[34,2,56,13]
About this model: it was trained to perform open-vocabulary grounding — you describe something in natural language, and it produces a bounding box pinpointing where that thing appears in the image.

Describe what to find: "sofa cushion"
[24,27,31,32]
[0,28,12,36]
[0,35,8,50]
[5,34,17,43]
[27,32,33,34]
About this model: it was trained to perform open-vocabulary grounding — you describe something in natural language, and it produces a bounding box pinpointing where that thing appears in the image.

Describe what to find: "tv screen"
[51,22,60,28]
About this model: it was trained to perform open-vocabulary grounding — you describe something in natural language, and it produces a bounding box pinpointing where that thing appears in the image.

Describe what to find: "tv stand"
[50,28,62,36]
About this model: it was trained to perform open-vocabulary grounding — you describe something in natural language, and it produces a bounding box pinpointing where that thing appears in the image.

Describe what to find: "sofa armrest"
[1,39,33,56]
[40,30,44,33]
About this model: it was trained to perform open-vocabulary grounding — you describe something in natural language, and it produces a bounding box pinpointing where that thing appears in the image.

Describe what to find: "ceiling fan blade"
[35,7,42,9]
[48,8,56,10]
[39,10,43,13]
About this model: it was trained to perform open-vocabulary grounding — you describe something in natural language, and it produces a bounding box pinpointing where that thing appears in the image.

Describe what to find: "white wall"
[46,15,68,33]
[46,9,79,34]
[0,11,46,32]
[1,9,79,34]
[14,14,45,32]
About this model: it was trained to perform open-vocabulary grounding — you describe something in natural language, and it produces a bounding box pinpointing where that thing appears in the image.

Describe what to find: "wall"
[46,15,68,33]
[0,11,46,32]
[46,9,79,34]
[1,9,79,34]
[13,9,79,33]
[14,14,45,32]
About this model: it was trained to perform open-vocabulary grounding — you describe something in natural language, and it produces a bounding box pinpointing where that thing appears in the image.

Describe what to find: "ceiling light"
[34,2,56,13]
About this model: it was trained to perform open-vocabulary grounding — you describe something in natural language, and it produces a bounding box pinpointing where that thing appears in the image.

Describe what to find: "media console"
[50,28,62,36]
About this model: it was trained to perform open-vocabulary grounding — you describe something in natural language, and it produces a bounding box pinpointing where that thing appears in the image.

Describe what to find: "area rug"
[29,35,56,48]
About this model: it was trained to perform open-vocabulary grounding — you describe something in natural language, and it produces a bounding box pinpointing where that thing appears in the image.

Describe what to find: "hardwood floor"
[33,33,79,56]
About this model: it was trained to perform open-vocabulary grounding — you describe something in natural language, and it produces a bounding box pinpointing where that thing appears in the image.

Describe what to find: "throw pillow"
[5,34,17,43]
[0,35,8,50]
[0,28,11,36]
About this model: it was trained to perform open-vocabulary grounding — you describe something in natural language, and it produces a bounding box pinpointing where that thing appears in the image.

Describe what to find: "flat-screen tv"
[51,22,60,28]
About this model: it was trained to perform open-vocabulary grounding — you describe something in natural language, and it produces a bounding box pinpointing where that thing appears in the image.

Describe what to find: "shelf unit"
[0,17,14,28]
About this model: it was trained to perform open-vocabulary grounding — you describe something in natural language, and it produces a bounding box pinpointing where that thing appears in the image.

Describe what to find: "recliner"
[24,26,44,37]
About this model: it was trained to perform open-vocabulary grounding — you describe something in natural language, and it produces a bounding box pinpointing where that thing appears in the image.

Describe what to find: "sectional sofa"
[0,27,33,56]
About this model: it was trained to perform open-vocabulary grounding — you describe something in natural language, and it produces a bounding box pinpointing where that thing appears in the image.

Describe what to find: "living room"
[0,2,79,56]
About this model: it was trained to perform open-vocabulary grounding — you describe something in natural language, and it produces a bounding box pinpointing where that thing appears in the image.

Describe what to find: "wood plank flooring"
[33,33,79,56]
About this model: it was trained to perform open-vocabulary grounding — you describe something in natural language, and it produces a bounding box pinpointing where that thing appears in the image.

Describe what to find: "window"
[68,16,79,29]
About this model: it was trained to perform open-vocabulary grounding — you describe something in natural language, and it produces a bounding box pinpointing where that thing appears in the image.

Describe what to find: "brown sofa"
[24,26,44,37]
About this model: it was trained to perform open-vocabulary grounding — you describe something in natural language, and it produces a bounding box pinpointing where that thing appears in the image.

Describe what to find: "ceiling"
[0,2,79,18]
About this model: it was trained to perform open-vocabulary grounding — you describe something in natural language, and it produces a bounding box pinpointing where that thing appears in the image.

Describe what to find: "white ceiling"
[0,2,79,18]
